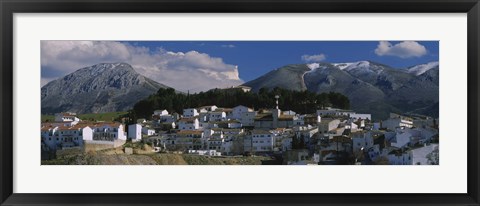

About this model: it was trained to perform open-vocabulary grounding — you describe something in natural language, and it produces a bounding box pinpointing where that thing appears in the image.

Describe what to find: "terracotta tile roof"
[178,118,197,123]
[251,130,273,135]
[216,108,233,112]
[57,125,78,131]
[176,130,203,135]
[41,125,56,131]
[278,115,294,121]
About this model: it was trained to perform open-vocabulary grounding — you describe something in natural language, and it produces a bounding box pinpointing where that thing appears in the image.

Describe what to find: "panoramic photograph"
[40,41,439,165]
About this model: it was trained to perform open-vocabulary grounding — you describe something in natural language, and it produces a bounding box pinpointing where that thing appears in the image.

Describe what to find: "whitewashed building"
[251,130,275,152]
[232,105,254,120]
[153,109,169,116]
[91,122,127,141]
[349,113,372,121]
[208,111,227,122]
[128,124,142,142]
[41,123,94,150]
[390,130,413,148]
[142,127,156,136]
[318,119,341,134]
[178,118,200,130]
[240,111,256,127]
[382,114,413,130]
[351,132,374,152]
[183,108,199,118]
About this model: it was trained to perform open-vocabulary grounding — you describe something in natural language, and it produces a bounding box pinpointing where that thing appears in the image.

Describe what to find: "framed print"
[1,0,479,205]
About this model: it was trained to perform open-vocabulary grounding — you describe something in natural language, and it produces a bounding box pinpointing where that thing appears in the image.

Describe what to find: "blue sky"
[124,41,439,82]
[41,41,438,92]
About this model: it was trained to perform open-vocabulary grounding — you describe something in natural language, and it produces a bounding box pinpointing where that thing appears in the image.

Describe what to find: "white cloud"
[301,54,326,62]
[374,41,428,58]
[41,41,244,93]
[221,44,235,48]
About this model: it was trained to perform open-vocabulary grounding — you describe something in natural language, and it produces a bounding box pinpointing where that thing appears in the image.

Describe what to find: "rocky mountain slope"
[41,63,170,114]
[243,61,439,120]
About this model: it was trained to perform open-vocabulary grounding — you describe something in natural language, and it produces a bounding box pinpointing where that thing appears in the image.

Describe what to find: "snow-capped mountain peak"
[406,61,439,76]
[307,63,320,70]
[332,61,371,71]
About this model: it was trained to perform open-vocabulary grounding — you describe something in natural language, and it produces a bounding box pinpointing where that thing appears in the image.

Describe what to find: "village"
[41,93,439,165]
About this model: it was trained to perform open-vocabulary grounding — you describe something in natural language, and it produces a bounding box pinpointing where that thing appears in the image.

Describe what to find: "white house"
[153,109,169,116]
[218,120,242,129]
[294,126,318,145]
[183,108,199,118]
[344,121,359,130]
[53,112,80,126]
[254,109,296,129]
[318,118,341,134]
[198,105,218,113]
[403,127,438,144]
[351,132,374,152]
[128,124,142,142]
[390,131,413,148]
[232,105,254,120]
[208,111,226,122]
[207,133,224,151]
[42,121,126,151]
[316,108,355,117]
[91,122,127,141]
[411,144,439,165]
[152,110,177,124]
[240,111,256,127]
[221,139,233,155]
[178,118,200,130]
[41,123,89,150]
[81,126,94,141]
[382,114,413,130]
[54,112,79,122]
[251,130,275,152]
[234,85,251,93]
[142,127,156,136]
[349,113,372,121]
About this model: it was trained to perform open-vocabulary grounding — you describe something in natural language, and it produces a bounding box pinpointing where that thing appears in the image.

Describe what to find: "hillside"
[41,63,171,114]
[243,61,439,120]
[42,148,271,165]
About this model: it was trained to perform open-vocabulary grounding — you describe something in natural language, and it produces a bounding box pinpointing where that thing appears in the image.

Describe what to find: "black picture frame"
[1,0,479,205]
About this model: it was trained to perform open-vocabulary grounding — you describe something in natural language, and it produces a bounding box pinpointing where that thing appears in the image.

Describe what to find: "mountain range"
[41,63,170,114]
[42,61,439,120]
[243,61,439,120]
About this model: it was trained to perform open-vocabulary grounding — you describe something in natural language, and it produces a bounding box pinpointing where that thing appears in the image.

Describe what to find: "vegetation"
[42,152,270,165]
[42,111,128,122]
[129,87,349,122]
